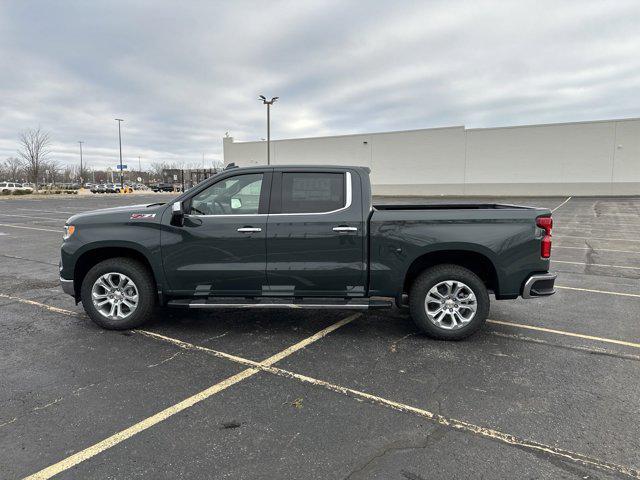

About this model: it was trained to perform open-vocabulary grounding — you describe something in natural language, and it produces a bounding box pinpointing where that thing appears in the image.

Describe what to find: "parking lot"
[1,193,639,479]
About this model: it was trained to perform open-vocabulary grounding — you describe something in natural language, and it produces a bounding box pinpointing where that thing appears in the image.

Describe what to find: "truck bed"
[368,202,551,299]
[373,203,535,211]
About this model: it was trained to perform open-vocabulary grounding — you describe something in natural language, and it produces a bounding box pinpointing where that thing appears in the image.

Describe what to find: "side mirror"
[231,197,242,209]
[171,201,184,226]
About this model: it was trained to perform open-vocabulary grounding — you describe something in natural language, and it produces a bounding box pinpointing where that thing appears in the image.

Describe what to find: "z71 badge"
[130,213,156,220]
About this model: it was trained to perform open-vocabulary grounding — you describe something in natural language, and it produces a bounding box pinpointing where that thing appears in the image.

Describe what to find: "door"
[266,170,365,297]
[161,172,271,296]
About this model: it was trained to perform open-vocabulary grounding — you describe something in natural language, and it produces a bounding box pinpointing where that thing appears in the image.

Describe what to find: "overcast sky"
[1,0,639,170]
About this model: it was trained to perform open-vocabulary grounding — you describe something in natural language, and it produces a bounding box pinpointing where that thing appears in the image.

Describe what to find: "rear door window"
[281,173,345,213]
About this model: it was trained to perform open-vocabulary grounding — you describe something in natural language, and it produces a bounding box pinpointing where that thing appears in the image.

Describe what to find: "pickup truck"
[60,165,556,340]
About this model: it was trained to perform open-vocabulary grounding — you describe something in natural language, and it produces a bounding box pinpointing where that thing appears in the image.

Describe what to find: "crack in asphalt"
[343,425,447,480]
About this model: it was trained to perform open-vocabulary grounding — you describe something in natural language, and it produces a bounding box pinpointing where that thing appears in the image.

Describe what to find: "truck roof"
[225,164,371,174]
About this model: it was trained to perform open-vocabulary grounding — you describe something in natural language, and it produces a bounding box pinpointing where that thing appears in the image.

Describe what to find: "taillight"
[536,216,552,258]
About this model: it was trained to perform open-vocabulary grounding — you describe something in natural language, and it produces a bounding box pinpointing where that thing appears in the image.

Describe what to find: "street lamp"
[258,95,278,165]
[78,141,84,186]
[115,118,124,186]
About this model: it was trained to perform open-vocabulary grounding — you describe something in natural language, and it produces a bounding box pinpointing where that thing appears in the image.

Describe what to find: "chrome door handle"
[332,226,358,232]
[237,227,262,233]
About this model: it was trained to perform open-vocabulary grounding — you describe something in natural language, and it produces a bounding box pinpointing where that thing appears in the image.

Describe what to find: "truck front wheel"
[409,264,489,340]
[80,257,155,330]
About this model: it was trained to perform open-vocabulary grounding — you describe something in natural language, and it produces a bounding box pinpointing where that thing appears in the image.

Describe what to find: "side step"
[167,297,392,310]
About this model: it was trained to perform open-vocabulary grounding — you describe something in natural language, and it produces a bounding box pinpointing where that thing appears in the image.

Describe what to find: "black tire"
[409,264,489,340]
[80,257,155,330]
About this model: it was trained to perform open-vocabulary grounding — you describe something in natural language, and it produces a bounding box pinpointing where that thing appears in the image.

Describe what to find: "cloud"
[0,0,638,170]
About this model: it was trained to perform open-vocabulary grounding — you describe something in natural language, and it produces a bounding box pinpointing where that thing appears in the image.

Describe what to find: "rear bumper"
[60,277,75,296]
[522,273,556,299]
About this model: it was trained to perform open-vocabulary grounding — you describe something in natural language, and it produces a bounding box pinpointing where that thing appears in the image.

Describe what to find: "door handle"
[237,227,262,233]
[332,226,358,233]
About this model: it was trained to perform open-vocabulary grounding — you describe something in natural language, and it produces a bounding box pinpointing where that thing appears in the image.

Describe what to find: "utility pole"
[138,156,141,172]
[78,141,84,186]
[115,118,124,186]
[258,95,278,165]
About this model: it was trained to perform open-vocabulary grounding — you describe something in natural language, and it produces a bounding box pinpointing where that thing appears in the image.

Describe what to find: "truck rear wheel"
[409,264,489,340]
[80,257,155,330]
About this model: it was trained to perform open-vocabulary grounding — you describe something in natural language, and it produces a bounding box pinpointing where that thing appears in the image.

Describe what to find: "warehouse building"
[223,117,640,196]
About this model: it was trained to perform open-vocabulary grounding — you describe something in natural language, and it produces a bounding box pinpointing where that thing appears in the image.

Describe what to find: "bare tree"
[45,159,62,185]
[149,162,167,179]
[4,157,23,181]
[18,128,51,191]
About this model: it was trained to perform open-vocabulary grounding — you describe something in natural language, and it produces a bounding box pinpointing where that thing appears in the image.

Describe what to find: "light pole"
[78,141,84,186]
[258,95,278,165]
[115,118,124,186]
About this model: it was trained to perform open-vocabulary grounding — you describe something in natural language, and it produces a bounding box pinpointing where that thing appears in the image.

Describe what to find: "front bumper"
[60,277,74,296]
[522,273,556,299]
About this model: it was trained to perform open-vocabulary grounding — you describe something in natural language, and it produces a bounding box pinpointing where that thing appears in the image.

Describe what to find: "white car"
[16,183,33,193]
[0,182,21,193]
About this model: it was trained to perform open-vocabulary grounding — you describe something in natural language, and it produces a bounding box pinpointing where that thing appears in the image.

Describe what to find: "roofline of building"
[226,125,465,144]
[226,116,640,145]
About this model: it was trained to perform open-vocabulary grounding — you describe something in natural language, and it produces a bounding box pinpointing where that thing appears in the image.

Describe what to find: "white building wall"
[612,119,640,194]
[369,127,466,195]
[223,118,640,196]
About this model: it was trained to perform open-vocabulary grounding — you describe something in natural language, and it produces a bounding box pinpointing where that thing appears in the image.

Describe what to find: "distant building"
[223,117,640,196]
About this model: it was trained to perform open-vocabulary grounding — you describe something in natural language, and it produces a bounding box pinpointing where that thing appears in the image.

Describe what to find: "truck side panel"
[368,208,550,299]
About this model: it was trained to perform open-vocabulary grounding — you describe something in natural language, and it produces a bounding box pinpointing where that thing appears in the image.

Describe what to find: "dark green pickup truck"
[60,165,556,340]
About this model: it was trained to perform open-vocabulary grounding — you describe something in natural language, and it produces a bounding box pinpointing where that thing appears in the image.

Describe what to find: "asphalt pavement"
[1,193,638,479]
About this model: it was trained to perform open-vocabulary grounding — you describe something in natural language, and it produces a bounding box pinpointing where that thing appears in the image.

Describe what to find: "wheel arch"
[402,249,500,298]
[73,245,157,300]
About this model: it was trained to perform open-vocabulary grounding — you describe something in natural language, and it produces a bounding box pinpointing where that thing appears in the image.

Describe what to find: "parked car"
[152,183,175,192]
[15,183,33,193]
[60,165,556,339]
[0,182,21,193]
[109,183,132,193]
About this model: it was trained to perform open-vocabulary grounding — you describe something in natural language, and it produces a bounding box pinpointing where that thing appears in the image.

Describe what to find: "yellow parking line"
[16,208,78,215]
[21,314,360,480]
[488,331,640,361]
[556,285,640,299]
[553,260,640,271]
[551,196,572,212]
[0,213,68,222]
[23,369,259,480]
[8,295,640,478]
[0,294,77,316]
[487,320,640,349]
[136,330,640,479]
[0,223,60,233]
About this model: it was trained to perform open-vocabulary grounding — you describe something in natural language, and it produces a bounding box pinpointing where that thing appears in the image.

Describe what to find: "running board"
[167,297,392,310]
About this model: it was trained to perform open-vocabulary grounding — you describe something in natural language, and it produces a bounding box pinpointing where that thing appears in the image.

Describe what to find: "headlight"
[63,225,76,240]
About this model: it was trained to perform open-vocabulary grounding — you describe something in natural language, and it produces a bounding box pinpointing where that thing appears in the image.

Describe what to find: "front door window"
[189,173,263,215]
